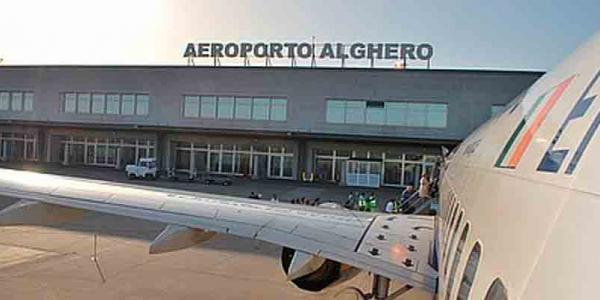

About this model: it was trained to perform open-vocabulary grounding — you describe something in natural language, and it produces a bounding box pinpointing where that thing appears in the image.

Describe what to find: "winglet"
[0,200,86,226]
[149,224,216,254]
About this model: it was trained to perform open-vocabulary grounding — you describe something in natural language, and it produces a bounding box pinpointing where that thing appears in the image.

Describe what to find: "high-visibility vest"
[366,197,377,211]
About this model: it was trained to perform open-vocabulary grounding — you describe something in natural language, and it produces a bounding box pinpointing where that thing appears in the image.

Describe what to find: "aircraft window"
[445,223,469,300]
[443,204,459,254]
[457,242,481,300]
[443,211,463,275]
[484,278,508,300]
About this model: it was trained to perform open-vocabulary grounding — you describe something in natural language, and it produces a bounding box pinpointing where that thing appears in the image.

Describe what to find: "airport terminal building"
[0,66,541,188]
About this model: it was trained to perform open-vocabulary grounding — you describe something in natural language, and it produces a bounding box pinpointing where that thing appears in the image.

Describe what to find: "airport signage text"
[183,42,434,61]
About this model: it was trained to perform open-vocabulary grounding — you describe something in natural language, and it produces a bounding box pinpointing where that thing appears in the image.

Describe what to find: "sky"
[0,0,597,70]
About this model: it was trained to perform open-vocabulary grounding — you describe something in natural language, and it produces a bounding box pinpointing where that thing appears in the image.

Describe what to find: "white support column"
[115,139,122,169]
[84,138,88,164]
[249,145,254,177]
[46,134,52,163]
[63,138,70,165]
[189,142,195,174]
[206,144,211,173]
[381,152,386,185]
[266,146,271,178]
[134,140,139,163]
[32,136,37,161]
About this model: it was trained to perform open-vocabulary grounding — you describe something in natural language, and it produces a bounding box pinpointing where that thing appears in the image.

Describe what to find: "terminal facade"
[0,66,541,188]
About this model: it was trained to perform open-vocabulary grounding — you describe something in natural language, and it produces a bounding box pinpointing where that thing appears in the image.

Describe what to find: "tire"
[128,173,136,180]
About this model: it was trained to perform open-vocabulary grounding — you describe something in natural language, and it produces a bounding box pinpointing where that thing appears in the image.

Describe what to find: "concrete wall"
[0,66,542,142]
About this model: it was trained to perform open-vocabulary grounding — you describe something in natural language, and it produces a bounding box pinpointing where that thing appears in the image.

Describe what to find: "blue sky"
[0,0,597,70]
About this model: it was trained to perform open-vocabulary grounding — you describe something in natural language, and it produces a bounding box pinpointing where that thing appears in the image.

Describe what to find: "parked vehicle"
[125,158,159,180]
[203,173,233,186]
[167,168,197,182]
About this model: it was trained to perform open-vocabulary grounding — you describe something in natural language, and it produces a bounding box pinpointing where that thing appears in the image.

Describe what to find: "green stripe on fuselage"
[494,93,548,168]
[495,119,526,167]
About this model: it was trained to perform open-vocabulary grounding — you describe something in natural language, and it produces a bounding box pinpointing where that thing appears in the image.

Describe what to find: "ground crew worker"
[366,193,377,212]
[357,192,366,211]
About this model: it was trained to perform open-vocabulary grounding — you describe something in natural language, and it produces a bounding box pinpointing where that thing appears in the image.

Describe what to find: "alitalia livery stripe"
[506,76,575,167]
[495,93,547,168]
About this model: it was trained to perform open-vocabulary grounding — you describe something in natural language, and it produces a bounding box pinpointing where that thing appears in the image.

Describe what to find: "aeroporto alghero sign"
[183,42,433,61]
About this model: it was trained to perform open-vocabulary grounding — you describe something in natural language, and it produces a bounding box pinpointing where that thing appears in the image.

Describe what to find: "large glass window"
[345,101,365,124]
[92,93,105,114]
[121,94,135,115]
[77,93,90,114]
[136,94,149,116]
[0,92,10,110]
[252,98,270,120]
[445,222,470,300]
[11,92,23,111]
[366,101,385,125]
[385,102,407,126]
[326,100,346,123]
[64,93,77,113]
[407,103,426,127]
[201,96,217,118]
[484,278,508,300]
[427,103,448,128]
[23,92,34,111]
[235,97,252,119]
[217,96,234,119]
[270,98,287,121]
[106,94,120,114]
[184,96,200,118]
[457,242,481,300]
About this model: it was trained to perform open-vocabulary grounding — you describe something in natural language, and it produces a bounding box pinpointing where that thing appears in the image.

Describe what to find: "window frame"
[0,92,10,111]
[76,93,91,114]
[120,94,135,115]
[252,97,270,120]
[135,94,150,116]
[217,96,235,119]
[234,96,252,120]
[183,95,200,118]
[23,92,34,112]
[269,98,288,121]
[106,93,120,115]
[445,222,471,300]
[11,91,23,111]
[484,278,508,300]
[91,93,106,115]
[200,96,217,119]
[456,240,482,300]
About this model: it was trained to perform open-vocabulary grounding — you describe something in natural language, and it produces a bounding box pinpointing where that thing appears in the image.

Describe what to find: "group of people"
[248,192,263,199]
[291,197,321,206]
[344,192,379,212]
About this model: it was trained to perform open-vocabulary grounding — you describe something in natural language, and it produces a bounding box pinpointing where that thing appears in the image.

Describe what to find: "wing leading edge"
[0,168,436,291]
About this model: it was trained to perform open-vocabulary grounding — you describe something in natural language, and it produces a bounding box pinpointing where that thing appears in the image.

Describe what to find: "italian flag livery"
[495,75,575,169]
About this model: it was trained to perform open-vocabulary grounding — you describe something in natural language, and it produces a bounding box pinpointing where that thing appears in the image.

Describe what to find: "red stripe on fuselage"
[507,76,575,167]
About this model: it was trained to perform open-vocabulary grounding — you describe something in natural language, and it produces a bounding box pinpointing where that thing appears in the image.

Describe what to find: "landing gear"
[372,274,390,300]
[334,274,413,300]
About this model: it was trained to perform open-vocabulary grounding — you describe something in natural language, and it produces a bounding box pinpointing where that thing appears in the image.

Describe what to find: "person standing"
[384,199,395,214]
[366,193,377,212]
[419,174,430,199]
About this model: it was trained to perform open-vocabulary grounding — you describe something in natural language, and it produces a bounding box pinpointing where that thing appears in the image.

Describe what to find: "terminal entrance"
[0,133,37,162]
[346,159,381,188]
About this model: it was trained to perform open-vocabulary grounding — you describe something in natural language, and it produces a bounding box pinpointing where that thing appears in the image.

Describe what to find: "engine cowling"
[280,247,361,292]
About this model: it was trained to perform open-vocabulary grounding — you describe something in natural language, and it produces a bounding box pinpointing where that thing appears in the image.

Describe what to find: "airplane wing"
[0,168,436,292]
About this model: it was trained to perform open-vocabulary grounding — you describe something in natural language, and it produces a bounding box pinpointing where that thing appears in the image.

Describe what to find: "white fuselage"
[438,31,600,299]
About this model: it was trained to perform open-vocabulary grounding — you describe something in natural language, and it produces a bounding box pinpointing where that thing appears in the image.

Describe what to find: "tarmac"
[0,163,432,299]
